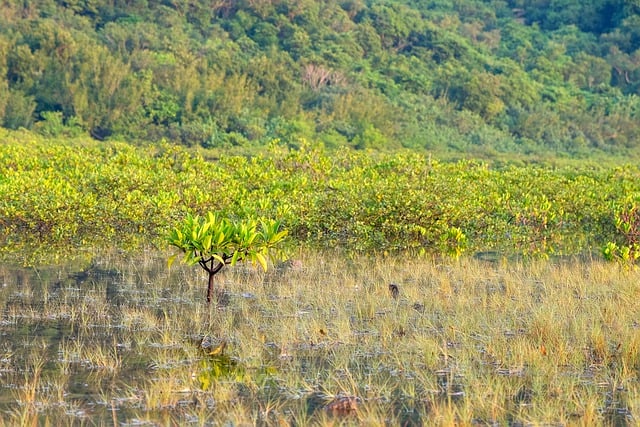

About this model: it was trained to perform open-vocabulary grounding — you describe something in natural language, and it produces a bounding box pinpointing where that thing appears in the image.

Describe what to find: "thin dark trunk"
[202,258,225,304]
[206,271,215,304]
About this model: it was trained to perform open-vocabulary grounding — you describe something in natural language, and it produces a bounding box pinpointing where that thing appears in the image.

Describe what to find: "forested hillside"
[1,0,639,158]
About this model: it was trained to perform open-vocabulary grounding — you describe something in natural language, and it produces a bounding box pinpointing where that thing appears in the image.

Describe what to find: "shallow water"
[0,251,636,425]
[0,252,205,424]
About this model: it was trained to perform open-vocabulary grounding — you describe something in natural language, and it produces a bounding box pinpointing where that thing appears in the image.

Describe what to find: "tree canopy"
[1,0,639,158]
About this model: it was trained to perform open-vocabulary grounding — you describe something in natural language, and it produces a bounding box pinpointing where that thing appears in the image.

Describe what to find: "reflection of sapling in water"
[167,213,288,304]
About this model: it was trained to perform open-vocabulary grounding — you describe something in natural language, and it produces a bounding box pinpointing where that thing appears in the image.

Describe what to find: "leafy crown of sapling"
[168,212,288,303]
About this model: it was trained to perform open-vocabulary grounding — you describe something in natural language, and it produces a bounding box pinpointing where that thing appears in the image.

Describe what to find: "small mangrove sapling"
[168,213,288,303]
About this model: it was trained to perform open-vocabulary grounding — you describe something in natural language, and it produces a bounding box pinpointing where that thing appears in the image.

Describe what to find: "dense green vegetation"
[2,130,640,260]
[1,0,639,158]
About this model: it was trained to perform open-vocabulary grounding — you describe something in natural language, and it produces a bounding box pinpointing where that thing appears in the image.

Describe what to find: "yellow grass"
[0,250,639,425]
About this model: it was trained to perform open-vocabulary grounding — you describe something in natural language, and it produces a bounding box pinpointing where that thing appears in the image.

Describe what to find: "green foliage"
[167,213,288,272]
[1,0,640,158]
[2,132,640,264]
[439,226,467,260]
[603,197,640,264]
[2,89,36,129]
[34,111,85,137]
[602,241,640,264]
[167,212,287,302]
[198,355,244,390]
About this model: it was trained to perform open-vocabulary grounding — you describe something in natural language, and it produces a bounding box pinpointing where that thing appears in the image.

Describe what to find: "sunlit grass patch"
[0,250,639,424]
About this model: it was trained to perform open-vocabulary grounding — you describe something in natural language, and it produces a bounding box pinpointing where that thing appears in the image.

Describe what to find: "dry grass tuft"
[0,250,639,424]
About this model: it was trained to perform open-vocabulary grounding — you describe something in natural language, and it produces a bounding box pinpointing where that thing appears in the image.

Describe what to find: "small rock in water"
[389,283,400,299]
[324,395,360,417]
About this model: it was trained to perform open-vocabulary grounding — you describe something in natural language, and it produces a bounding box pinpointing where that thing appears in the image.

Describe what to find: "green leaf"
[255,252,268,271]
[270,229,288,244]
[217,231,225,245]
[231,249,241,265]
[203,234,213,251]
[201,220,211,237]
[167,253,178,269]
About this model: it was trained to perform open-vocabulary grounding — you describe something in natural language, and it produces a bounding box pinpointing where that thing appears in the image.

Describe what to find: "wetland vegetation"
[2,0,640,424]
[2,130,640,425]
[1,250,640,425]
[2,130,640,261]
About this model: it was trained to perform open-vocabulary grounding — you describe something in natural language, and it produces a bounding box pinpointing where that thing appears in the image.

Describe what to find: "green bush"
[1,131,638,261]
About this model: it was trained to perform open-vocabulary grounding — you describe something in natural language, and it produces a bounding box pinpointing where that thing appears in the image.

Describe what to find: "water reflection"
[0,251,636,425]
[0,251,204,424]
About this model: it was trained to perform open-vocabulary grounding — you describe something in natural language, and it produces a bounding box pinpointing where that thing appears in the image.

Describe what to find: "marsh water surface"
[0,251,638,425]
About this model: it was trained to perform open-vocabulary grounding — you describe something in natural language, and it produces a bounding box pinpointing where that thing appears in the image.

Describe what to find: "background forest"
[0,0,639,158]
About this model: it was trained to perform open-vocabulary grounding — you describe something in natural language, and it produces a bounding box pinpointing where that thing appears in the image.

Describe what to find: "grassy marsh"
[0,250,639,425]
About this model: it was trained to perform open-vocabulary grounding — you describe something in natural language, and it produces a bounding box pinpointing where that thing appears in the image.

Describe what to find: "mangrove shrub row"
[1,130,639,259]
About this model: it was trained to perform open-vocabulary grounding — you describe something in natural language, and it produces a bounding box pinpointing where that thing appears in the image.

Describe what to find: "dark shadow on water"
[435,369,464,404]
[602,387,634,426]
[0,253,194,423]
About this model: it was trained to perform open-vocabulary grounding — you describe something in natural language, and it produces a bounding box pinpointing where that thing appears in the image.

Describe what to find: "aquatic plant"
[167,213,288,303]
